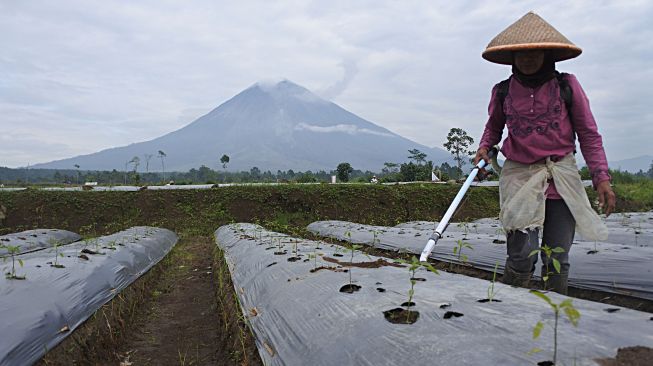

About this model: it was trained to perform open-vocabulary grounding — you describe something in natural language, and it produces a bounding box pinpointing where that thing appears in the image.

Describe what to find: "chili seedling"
[529,244,565,289]
[2,244,26,280]
[487,261,500,302]
[396,256,439,321]
[528,290,580,365]
[452,239,473,270]
[50,239,65,268]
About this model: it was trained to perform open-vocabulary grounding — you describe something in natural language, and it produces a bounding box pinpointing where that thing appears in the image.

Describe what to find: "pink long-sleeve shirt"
[479,73,610,199]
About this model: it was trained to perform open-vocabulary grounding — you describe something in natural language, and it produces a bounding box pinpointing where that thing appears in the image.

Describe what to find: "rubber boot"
[542,271,569,295]
[502,265,533,289]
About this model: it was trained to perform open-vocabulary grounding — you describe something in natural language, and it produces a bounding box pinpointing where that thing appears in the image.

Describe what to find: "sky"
[1,0,652,168]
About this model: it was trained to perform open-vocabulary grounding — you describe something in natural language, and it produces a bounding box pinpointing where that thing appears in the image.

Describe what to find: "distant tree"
[400,162,419,182]
[220,154,230,170]
[144,154,153,173]
[129,156,140,172]
[443,128,475,174]
[158,150,167,182]
[382,162,399,174]
[648,160,653,179]
[336,162,353,182]
[250,166,261,180]
[74,164,80,184]
[408,149,427,165]
[296,172,317,183]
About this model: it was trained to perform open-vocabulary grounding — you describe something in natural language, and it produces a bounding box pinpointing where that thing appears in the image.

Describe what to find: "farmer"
[474,12,615,295]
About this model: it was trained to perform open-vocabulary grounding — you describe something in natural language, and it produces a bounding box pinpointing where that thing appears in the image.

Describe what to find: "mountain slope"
[33,80,451,172]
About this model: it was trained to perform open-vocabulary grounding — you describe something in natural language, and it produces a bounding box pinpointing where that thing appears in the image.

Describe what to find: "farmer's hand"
[473,147,491,179]
[596,180,616,217]
[473,147,490,165]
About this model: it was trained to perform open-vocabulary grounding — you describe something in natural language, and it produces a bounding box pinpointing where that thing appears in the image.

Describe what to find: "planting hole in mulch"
[376,282,382,285]
[443,311,464,319]
[596,346,653,366]
[604,308,621,313]
[401,301,416,307]
[439,303,451,309]
[332,253,344,257]
[537,361,554,366]
[81,249,103,255]
[383,308,419,324]
[266,262,277,267]
[492,239,506,244]
[287,256,301,262]
[587,250,599,254]
[50,264,66,269]
[339,284,362,293]
[410,277,426,282]
[273,250,287,255]
[477,298,502,303]
[376,288,386,292]
[78,254,89,260]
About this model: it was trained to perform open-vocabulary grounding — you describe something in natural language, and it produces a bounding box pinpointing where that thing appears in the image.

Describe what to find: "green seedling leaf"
[18,259,24,267]
[532,321,544,339]
[552,258,561,274]
[542,275,549,282]
[551,247,566,253]
[560,300,581,326]
[528,347,543,355]
[528,249,540,258]
[530,290,555,308]
[421,262,439,275]
[453,247,458,255]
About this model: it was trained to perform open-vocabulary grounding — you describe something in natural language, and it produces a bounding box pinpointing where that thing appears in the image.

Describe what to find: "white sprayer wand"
[419,147,498,262]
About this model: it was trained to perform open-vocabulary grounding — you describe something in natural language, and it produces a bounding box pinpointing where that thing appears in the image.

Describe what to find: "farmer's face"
[514,50,545,75]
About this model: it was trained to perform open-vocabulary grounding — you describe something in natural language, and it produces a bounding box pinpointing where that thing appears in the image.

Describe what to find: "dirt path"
[111,237,221,365]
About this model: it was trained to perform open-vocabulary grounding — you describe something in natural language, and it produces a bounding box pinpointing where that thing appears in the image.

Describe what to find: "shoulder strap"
[496,77,511,108]
[556,72,573,111]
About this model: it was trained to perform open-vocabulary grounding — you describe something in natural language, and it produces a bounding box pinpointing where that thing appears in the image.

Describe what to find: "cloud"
[294,123,395,137]
[317,60,359,100]
[0,0,651,167]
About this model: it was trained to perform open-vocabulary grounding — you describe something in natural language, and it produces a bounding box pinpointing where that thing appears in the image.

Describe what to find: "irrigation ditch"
[0,184,651,364]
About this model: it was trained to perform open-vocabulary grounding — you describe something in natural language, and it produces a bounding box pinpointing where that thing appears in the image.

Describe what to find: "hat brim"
[482,42,582,65]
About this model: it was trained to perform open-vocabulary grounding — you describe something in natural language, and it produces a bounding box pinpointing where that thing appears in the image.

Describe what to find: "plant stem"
[553,308,559,365]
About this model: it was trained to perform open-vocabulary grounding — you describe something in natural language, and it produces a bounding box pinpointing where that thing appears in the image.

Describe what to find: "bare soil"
[109,237,222,366]
[596,346,653,366]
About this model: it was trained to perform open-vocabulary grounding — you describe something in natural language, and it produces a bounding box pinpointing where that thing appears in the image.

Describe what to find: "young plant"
[371,230,380,247]
[50,239,65,268]
[2,244,26,280]
[487,261,500,302]
[398,256,439,319]
[529,290,581,365]
[345,243,362,285]
[457,222,470,237]
[529,245,565,289]
[452,239,473,269]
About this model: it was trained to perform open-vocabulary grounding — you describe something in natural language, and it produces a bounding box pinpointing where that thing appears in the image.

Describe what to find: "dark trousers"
[506,199,576,276]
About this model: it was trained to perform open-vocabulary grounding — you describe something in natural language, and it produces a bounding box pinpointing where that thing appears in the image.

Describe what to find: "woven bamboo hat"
[483,12,582,65]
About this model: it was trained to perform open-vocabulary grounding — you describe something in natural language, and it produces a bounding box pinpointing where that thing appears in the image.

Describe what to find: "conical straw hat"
[483,12,582,65]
